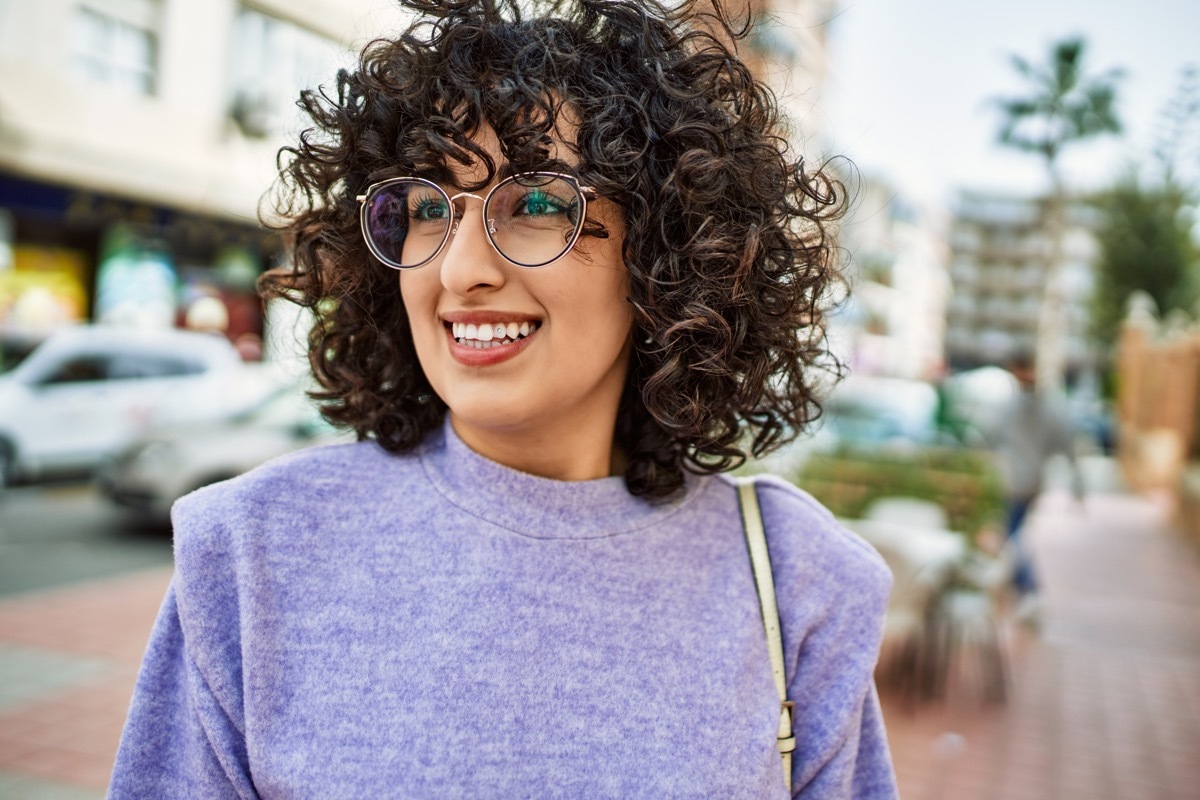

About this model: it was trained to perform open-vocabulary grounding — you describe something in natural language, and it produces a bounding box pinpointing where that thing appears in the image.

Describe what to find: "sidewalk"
[0,569,169,799]
[880,487,1200,800]
[1,485,1198,798]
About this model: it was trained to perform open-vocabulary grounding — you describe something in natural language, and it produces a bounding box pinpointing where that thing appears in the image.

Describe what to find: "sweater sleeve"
[789,537,897,798]
[108,582,256,799]
[788,559,896,799]
[790,677,895,798]
[109,485,258,799]
[751,478,898,799]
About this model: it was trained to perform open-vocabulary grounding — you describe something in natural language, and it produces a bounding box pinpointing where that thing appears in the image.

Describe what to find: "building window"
[70,0,160,95]
[228,8,346,138]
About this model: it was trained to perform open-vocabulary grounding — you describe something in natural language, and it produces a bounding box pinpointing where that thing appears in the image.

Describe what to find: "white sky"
[819,0,1200,205]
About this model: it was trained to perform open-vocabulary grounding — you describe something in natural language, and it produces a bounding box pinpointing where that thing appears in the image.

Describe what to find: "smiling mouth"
[449,320,541,349]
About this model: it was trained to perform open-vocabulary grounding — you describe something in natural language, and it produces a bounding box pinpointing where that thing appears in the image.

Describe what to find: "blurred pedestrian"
[995,351,1082,623]
[109,1,897,797]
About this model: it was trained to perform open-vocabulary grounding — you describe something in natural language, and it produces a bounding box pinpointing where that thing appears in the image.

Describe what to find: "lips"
[441,312,542,367]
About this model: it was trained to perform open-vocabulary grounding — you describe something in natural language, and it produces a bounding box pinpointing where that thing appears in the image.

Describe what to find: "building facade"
[832,176,952,380]
[744,4,959,382]
[944,189,1098,381]
[743,0,837,156]
[0,0,405,346]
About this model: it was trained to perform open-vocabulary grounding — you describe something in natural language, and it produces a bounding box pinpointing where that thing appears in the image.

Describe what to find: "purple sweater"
[110,421,897,798]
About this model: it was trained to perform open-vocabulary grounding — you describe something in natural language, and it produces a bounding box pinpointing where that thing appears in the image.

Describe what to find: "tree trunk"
[1036,171,1068,394]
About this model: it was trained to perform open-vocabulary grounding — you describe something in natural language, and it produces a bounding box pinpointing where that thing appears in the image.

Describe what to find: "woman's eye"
[517,190,567,217]
[410,199,450,222]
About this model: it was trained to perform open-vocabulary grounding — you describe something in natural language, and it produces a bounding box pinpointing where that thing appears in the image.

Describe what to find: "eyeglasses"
[356,171,596,270]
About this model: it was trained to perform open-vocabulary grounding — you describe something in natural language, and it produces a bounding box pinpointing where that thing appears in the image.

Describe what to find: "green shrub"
[791,446,1005,542]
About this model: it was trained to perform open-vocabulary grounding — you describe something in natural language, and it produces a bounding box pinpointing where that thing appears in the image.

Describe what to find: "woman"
[110,0,896,796]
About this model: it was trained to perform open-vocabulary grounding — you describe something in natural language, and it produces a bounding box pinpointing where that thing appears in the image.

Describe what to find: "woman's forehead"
[438,121,580,186]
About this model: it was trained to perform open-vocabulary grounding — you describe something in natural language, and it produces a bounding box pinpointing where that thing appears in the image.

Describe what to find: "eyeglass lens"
[363,174,584,269]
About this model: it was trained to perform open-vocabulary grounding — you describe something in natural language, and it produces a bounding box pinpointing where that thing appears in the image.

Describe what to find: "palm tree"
[997,37,1123,185]
[994,37,1123,390]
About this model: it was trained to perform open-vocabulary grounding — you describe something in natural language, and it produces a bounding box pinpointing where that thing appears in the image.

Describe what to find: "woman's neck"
[449,413,621,481]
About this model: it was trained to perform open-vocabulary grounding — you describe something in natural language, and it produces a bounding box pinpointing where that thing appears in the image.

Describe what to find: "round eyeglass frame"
[355,172,597,270]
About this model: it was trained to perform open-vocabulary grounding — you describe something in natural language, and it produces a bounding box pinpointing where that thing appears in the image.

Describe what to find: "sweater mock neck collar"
[416,418,705,540]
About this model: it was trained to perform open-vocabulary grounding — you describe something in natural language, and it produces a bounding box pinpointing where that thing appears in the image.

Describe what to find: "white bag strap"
[736,477,796,793]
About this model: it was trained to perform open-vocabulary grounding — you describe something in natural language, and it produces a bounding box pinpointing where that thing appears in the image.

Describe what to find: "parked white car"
[0,327,48,374]
[98,384,349,522]
[0,326,276,486]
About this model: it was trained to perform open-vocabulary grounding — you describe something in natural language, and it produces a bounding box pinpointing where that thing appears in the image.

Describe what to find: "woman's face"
[398,127,634,474]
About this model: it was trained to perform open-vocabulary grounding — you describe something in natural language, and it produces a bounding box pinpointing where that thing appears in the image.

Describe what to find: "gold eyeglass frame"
[356,172,596,270]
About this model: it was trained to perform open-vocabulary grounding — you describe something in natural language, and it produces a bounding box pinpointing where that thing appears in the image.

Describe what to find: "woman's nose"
[438,198,507,296]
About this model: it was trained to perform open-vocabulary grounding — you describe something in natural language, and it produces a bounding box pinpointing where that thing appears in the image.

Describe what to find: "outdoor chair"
[848,497,1013,706]
[863,496,950,530]
[841,514,964,703]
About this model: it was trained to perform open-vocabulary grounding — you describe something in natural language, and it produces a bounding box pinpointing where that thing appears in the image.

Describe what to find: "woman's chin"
[447,405,540,440]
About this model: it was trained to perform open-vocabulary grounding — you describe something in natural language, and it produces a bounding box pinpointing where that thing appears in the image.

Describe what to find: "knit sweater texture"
[109,420,897,798]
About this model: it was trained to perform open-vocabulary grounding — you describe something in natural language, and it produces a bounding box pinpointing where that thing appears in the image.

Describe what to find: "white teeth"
[450,320,540,345]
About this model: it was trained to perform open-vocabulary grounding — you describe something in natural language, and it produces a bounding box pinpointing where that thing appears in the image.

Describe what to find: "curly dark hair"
[261,0,847,500]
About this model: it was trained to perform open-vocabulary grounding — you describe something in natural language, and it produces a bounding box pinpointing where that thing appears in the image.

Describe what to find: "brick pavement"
[0,485,1198,798]
[0,569,170,799]
[881,489,1200,800]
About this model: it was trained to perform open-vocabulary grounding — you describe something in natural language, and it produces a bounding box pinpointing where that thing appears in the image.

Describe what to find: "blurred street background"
[2,0,1200,798]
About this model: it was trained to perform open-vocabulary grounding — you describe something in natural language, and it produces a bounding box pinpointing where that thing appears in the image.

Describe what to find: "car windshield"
[0,333,44,374]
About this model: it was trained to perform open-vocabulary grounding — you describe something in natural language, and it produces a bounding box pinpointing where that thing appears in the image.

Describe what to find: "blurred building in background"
[0,0,837,358]
[744,0,959,383]
[0,0,405,357]
[945,189,1100,384]
[832,176,952,380]
[742,0,838,152]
